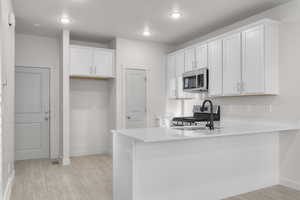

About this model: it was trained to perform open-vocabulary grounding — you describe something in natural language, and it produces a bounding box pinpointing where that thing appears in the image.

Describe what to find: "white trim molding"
[3,170,15,200]
[280,177,300,191]
[62,157,71,166]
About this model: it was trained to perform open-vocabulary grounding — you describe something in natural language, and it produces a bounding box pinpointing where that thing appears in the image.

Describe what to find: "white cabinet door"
[167,54,177,99]
[208,40,223,96]
[242,25,265,94]
[175,51,185,98]
[176,76,185,98]
[93,49,114,77]
[195,44,208,69]
[184,47,196,72]
[223,33,242,96]
[175,50,185,77]
[70,46,93,76]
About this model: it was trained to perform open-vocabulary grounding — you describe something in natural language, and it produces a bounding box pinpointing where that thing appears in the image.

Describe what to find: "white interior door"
[125,69,147,128]
[15,67,50,160]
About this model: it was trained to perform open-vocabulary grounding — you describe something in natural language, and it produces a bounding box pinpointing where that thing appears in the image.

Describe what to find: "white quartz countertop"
[112,120,300,143]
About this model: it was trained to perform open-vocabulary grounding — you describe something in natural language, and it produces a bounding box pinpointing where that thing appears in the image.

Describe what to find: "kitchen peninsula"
[112,120,299,200]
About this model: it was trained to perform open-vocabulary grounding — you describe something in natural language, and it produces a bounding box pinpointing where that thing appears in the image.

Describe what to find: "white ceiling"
[13,0,290,45]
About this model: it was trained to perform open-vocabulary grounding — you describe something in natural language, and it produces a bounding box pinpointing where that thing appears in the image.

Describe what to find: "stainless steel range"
[172,105,220,127]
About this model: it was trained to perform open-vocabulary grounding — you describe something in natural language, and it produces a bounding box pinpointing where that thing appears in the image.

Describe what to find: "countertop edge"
[111,121,300,143]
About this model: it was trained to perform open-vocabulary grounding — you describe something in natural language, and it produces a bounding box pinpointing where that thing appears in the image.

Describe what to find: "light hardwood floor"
[11,155,112,200]
[224,185,300,200]
[11,155,300,200]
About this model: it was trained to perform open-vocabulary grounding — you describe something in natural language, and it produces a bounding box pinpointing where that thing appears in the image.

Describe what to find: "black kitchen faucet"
[201,100,215,130]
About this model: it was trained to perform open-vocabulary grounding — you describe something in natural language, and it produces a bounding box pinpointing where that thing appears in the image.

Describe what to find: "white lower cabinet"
[70,45,115,78]
[113,130,280,200]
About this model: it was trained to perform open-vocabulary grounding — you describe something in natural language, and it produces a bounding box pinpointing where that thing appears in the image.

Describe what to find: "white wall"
[70,40,111,49]
[167,0,300,190]
[15,33,60,159]
[70,79,111,156]
[115,38,172,129]
[0,0,15,198]
[59,30,70,165]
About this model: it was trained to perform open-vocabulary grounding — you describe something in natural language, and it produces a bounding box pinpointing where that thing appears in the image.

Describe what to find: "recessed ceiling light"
[34,23,40,27]
[143,29,151,37]
[60,16,71,25]
[171,10,182,19]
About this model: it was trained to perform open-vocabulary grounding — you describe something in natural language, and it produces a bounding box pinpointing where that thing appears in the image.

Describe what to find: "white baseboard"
[70,147,110,157]
[62,157,71,166]
[3,170,15,200]
[280,177,300,191]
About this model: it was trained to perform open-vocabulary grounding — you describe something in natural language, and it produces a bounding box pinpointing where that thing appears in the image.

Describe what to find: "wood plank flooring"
[224,185,300,200]
[11,154,300,200]
[11,155,112,200]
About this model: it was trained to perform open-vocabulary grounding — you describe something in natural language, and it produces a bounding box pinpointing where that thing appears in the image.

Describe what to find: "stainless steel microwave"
[183,68,209,92]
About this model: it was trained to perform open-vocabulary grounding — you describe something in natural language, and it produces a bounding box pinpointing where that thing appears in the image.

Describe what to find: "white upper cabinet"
[166,19,279,98]
[166,51,194,99]
[208,40,223,96]
[175,50,186,98]
[93,48,114,78]
[166,54,177,99]
[195,43,208,69]
[222,33,242,96]
[70,45,115,78]
[175,50,185,77]
[184,47,196,72]
[241,22,279,95]
[241,25,265,94]
[70,46,93,76]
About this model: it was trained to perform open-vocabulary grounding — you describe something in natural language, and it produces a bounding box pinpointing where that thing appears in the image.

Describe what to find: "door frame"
[15,66,57,160]
[122,66,150,128]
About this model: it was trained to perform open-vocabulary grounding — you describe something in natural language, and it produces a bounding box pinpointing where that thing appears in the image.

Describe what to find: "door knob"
[45,117,49,121]
[127,116,131,119]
